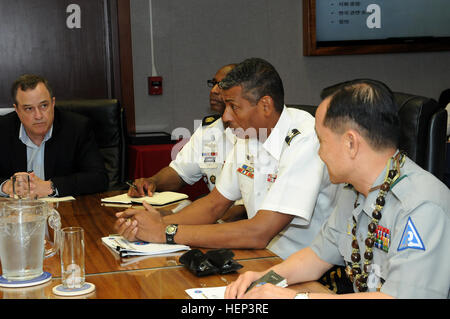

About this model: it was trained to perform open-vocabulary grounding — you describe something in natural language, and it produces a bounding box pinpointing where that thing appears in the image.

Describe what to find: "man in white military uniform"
[215,106,337,259]
[128,64,245,221]
[225,79,450,299]
[169,111,235,193]
[115,58,338,259]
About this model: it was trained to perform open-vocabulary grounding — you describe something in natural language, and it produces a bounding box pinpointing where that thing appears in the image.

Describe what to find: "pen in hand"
[126,181,138,192]
[126,180,152,197]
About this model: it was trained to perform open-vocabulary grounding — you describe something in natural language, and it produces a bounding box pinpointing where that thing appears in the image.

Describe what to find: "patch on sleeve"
[397,217,425,251]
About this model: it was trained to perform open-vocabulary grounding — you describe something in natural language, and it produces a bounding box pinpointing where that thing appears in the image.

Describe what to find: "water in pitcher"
[0,213,46,281]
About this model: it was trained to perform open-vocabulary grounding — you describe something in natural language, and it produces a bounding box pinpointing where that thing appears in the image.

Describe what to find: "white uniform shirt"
[216,106,340,259]
[170,118,236,191]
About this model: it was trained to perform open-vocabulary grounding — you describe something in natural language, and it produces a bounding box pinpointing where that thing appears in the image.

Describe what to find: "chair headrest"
[55,99,121,148]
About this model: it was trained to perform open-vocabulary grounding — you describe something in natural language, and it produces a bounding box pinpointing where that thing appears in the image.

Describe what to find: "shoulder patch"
[397,217,425,251]
[285,129,301,145]
[202,114,220,126]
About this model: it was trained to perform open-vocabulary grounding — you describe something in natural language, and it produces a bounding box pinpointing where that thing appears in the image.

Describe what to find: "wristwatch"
[294,292,309,299]
[165,224,178,244]
[49,180,57,197]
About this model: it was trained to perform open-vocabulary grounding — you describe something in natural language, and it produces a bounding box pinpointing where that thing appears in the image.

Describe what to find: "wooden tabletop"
[0,258,331,299]
[0,191,332,299]
[41,191,276,276]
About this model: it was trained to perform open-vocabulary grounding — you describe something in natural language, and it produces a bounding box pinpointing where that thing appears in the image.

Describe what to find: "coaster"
[0,272,52,288]
[52,282,96,296]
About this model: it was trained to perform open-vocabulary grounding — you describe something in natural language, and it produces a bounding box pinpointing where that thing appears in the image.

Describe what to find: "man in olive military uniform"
[225,79,450,299]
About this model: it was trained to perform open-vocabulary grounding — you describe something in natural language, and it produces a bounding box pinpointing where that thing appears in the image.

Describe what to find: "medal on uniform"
[202,151,217,163]
[266,174,277,183]
[202,152,217,157]
[237,164,254,179]
[209,175,216,184]
[374,225,390,252]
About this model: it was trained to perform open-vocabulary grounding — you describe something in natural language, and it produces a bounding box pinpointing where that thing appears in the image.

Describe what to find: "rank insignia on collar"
[397,217,425,251]
[237,164,254,179]
[285,129,300,145]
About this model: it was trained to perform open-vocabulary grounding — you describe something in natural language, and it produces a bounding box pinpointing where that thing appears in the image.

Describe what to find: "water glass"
[60,227,85,289]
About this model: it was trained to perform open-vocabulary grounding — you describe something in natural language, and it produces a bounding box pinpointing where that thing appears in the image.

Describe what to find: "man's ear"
[344,129,360,159]
[258,95,275,117]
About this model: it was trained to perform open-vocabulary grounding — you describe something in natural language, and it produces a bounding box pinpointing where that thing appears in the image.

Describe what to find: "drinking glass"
[60,227,85,289]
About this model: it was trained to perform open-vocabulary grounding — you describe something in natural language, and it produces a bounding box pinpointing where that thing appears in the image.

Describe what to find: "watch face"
[166,225,177,235]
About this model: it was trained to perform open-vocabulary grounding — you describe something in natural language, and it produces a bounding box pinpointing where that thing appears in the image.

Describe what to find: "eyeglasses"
[207,79,219,88]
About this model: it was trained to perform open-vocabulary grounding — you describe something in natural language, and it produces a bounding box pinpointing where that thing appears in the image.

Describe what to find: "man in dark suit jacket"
[0,74,108,197]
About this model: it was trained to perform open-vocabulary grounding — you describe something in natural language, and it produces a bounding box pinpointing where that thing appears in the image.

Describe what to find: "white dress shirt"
[216,106,340,259]
[170,118,236,191]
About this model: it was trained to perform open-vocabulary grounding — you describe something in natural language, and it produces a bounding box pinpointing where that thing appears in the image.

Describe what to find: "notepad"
[102,235,190,257]
[100,191,188,206]
[185,286,227,299]
[41,196,76,203]
[185,271,288,299]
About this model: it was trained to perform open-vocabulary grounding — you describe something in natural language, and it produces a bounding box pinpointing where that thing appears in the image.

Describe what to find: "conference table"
[0,191,332,299]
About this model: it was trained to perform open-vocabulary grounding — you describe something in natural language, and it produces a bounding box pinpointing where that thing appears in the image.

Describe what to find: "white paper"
[41,196,76,203]
[118,251,186,266]
[101,235,190,256]
[101,192,188,206]
[185,286,227,299]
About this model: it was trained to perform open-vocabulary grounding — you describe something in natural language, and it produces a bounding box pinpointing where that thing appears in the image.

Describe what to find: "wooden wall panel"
[0,0,114,106]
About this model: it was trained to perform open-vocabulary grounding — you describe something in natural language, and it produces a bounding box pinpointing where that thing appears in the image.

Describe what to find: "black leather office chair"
[438,89,450,110]
[395,93,446,181]
[438,89,450,187]
[55,99,127,190]
[286,91,447,182]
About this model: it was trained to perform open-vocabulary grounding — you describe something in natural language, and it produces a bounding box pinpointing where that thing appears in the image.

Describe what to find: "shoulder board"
[202,114,221,126]
[285,129,301,145]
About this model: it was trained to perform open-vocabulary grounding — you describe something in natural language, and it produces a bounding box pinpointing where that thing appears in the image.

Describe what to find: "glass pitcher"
[0,200,61,281]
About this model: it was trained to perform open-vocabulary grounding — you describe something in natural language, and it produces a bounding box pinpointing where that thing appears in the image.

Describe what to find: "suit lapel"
[11,136,27,172]
[10,115,27,172]
[44,110,60,180]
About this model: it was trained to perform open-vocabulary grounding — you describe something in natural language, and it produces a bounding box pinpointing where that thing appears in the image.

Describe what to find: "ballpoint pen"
[125,181,138,191]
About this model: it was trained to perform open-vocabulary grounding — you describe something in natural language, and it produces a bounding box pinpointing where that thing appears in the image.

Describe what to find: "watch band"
[49,181,57,197]
[294,292,309,299]
[165,224,178,244]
